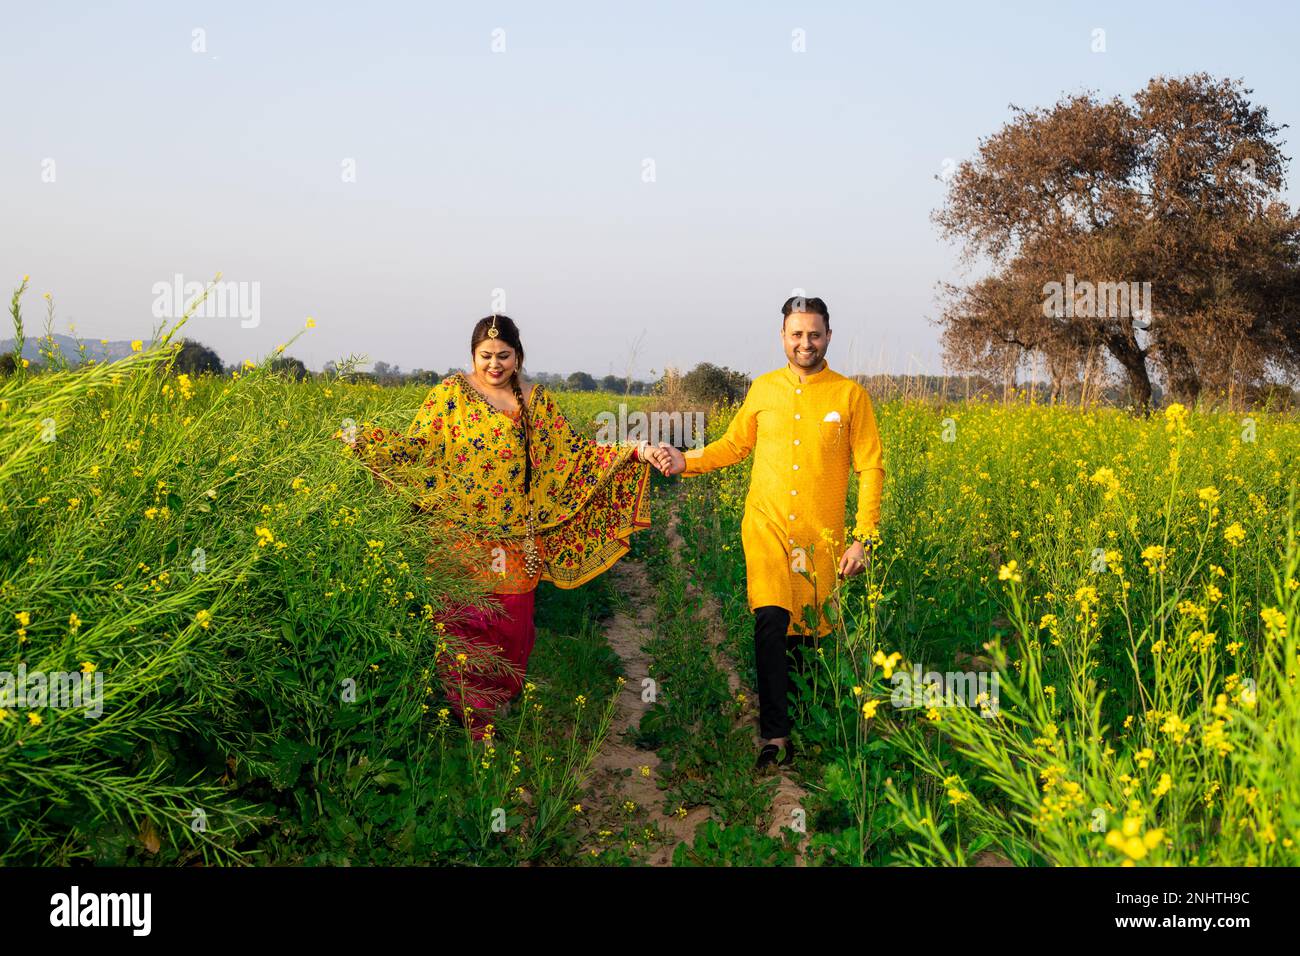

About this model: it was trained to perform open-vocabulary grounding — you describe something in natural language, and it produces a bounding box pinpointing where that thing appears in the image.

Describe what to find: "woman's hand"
[636,441,673,475]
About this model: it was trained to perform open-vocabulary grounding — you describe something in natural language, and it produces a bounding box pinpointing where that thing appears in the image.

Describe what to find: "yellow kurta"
[683,363,884,637]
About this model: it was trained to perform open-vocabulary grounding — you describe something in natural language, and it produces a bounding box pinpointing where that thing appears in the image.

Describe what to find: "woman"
[346,314,671,737]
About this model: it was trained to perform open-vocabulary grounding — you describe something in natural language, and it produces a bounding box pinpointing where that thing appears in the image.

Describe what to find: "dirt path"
[583,489,1015,868]
[580,555,712,866]
[664,496,810,864]
[582,490,810,865]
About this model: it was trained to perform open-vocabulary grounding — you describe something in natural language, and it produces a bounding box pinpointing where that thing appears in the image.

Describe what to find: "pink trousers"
[437,589,537,738]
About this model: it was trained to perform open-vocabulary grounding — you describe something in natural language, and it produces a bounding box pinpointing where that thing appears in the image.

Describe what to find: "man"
[660,296,885,769]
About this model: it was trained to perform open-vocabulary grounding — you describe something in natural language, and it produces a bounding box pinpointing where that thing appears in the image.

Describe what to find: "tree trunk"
[1104,333,1152,410]
[1161,341,1202,406]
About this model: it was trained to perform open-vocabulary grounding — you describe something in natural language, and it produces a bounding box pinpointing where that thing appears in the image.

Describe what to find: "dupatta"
[350,374,651,589]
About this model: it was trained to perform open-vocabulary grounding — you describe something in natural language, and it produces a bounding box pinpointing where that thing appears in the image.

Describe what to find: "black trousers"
[753,605,816,740]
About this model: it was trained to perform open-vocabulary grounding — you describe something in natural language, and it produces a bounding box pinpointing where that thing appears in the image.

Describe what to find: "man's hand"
[636,441,673,475]
[659,443,687,477]
[838,540,869,578]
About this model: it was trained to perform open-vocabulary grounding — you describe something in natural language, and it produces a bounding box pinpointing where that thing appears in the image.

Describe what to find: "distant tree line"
[154,341,665,393]
[16,335,1290,409]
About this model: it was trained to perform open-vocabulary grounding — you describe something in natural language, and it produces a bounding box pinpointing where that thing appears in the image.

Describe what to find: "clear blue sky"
[3,0,1297,378]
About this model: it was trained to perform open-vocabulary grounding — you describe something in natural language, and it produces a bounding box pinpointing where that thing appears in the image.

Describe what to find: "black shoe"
[755,739,795,770]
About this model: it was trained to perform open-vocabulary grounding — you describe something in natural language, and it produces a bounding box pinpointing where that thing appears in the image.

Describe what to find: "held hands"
[636,441,670,475]
[637,441,687,477]
[659,443,686,477]
[837,540,870,579]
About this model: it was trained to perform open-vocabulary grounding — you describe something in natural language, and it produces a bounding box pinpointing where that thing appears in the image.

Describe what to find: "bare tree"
[935,73,1300,409]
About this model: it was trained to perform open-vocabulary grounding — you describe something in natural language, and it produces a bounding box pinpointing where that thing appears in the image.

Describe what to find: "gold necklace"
[465,372,521,417]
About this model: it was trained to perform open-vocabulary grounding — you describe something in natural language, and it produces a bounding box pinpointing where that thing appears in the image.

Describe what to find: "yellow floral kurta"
[350,373,651,591]
[683,363,884,637]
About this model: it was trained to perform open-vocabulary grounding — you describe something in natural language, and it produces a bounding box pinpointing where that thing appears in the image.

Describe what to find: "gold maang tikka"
[487,314,500,338]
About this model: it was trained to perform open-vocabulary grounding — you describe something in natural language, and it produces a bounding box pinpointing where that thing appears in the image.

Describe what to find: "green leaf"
[267,738,318,790]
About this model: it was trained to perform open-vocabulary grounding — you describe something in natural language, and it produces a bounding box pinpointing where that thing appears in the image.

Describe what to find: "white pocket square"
[822,410,841,422]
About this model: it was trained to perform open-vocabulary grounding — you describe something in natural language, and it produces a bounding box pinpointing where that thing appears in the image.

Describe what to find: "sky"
[2,0,1297,379]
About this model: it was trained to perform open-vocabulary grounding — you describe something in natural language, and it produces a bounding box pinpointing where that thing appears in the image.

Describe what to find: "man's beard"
[790,347,825,368]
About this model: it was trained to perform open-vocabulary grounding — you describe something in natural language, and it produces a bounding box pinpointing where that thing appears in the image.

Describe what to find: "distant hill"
[1,333,139,366]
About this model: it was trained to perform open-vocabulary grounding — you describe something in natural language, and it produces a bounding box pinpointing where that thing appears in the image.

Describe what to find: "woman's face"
[473,342,519,387]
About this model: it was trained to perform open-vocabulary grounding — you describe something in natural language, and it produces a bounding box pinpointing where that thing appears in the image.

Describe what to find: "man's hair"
[781,295,830,330]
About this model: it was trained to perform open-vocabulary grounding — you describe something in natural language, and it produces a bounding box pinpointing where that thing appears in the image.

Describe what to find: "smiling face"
[472,342,520,387]
[782,311,831,371]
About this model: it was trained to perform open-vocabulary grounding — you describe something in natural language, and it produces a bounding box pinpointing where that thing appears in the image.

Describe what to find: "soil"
[580,489,811,865]
[579,553,711,865]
